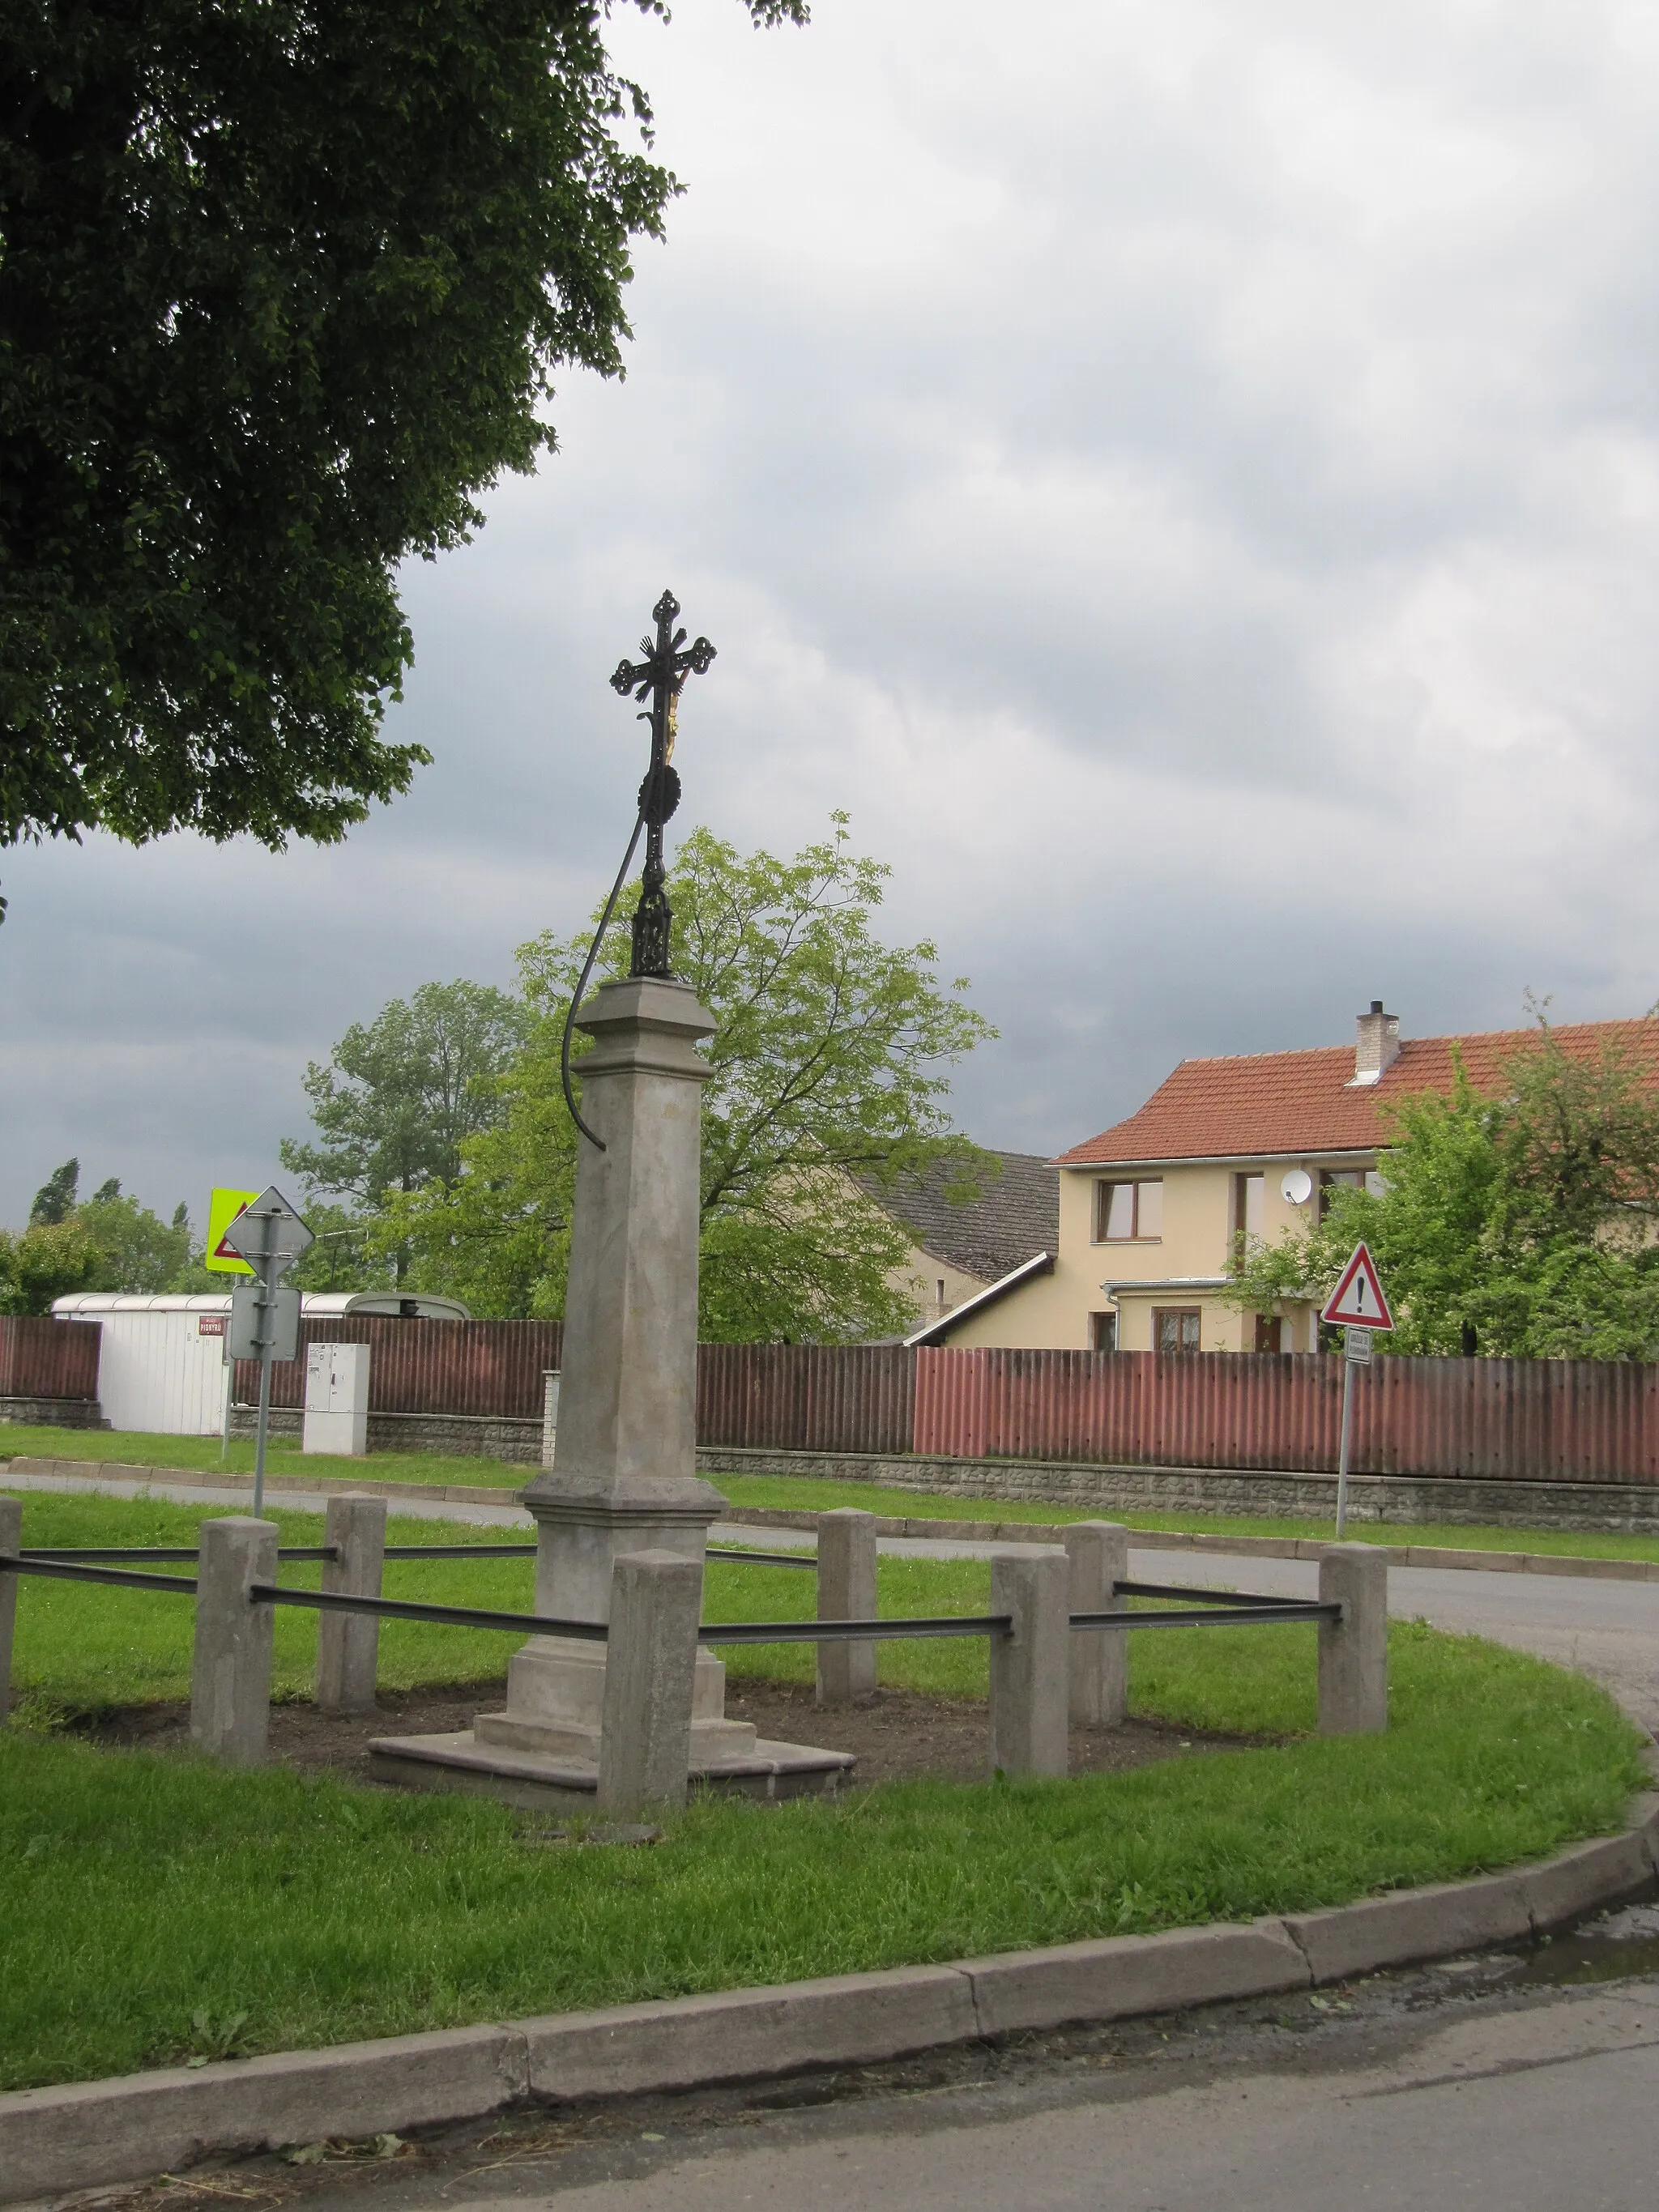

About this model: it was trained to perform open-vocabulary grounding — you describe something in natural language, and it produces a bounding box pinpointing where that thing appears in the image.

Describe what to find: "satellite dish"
[1282,1169,1313,1206]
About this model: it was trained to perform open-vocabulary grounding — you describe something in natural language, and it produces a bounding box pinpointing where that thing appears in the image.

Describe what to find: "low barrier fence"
[0,1494,1378,1806]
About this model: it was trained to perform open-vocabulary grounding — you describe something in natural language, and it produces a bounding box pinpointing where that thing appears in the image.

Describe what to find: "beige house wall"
[937,1153,1374,1353]
[889,1242,995,1330]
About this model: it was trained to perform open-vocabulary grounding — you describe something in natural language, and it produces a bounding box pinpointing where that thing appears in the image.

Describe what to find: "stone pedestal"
[371,976,850,1806]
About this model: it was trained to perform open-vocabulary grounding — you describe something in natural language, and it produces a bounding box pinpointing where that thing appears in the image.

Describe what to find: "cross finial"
[608,589,716,977]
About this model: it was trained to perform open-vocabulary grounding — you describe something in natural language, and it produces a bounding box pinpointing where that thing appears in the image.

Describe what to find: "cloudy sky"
[5,0,1659,1230]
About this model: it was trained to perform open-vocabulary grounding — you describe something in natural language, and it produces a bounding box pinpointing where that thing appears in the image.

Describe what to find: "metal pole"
[251,1211,276,1520]
[219,1332,233,1463]
[253,1340,273,1521]
[1335,1349,1355,1539]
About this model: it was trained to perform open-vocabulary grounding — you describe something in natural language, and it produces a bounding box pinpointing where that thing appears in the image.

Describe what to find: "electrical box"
[302,1341,370,1456]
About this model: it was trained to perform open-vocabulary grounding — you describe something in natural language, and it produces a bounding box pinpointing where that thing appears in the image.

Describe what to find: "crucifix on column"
[610,589,717,978]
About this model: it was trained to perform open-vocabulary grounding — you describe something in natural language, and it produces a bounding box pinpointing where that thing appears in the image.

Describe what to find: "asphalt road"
[105,1924,1659,2212]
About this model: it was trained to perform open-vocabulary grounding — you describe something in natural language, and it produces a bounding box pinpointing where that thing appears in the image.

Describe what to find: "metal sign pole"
[252,1213,276,1520]
[221,1186,313,1518]
[1335,1353,1355,1538]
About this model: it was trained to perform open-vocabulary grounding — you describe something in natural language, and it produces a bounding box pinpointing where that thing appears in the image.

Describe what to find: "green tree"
[1227,1016,1659,1358]
[73,1187,194,1294]
[1,0,805,918]
[28,1157,79,1224]
[280,978,531,1282]
[384,819,996,1339]
[0,1219,102,1313]
[285,1200,394,1296]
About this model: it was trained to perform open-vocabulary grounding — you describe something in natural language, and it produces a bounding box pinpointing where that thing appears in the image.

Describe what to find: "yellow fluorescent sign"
[205,1187,260,1276]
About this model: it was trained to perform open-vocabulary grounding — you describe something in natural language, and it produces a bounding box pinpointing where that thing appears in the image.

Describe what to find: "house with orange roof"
[909,1004,1659,1357]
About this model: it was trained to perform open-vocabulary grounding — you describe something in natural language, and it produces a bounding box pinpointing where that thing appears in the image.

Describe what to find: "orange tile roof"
[1055,1019,1659,1169]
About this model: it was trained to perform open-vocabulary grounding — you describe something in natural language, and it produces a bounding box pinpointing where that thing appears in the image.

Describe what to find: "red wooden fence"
[696,1343,915,1455]
[912,1346,1659,1484]
[0,1315,102,1401]
[28,1302,1659,1484]
[234,1317,564,1417]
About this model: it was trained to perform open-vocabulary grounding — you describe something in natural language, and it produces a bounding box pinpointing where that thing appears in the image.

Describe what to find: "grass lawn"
[0,1421,514,1491]
[6,1420,1659,1562]
[0,1491,1648,2093]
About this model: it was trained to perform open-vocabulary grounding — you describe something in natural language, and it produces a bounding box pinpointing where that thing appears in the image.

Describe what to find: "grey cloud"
[6,0,1659,1221]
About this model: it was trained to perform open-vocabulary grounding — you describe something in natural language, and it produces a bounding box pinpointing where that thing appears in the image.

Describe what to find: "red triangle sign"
[212,1204,249,1262]
[1321,1241,1393,1330]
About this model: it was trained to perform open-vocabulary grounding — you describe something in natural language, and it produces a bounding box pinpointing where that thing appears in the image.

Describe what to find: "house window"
[1232,1172,1265,1259]
[1154,1306,1201,1353]
[1091,1311,1118,1353]
[1318,1169,1365,1221]
[1254,1312,1286,1353]
[1095,1178,1163,1241]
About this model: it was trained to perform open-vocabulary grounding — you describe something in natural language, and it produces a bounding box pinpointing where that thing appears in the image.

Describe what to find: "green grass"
[0,1421,515,1490]
[10,1494,1311,1728]
[7,1421,1657,1559]
[0,1616,1643,2094]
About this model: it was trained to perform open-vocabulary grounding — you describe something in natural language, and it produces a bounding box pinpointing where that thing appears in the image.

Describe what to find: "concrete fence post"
[1063,1521,1128,1727]
[817,1509,877,1707]
[315,1494,387,1715]
[190,1517,279,1766]
[1318,1543,1388,1735]
[988,1545,1069,1779]
[595,1549,702,1817]
[0,1497,21,1725]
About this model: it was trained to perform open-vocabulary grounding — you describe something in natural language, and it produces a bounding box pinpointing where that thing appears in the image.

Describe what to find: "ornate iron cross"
[609,589,717,977]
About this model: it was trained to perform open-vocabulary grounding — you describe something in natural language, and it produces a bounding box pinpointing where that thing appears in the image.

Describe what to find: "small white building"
[50,1290,469,1435]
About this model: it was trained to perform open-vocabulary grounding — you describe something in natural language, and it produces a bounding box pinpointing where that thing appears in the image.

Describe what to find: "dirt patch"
[726,1677,1260,1784]
[67,1677,1260,1788]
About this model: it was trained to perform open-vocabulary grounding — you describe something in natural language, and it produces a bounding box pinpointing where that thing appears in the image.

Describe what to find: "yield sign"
[1321,1242,1393,1331]
[219,1185,315,1272]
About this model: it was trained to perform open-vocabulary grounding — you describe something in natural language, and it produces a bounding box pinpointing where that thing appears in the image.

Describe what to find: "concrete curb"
[5,1796,1657,2202]
[6,1457,1658,1582]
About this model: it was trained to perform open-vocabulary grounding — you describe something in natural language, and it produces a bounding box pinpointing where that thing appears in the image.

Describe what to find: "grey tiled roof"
[862,1150,1060,1284]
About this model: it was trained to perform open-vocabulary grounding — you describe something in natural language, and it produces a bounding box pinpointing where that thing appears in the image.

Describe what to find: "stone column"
[190,1518,278,1765]
[0,1498,20,1724]
[817,1509,877,1707]
[1063,1520,1128,1727]
[475,976,755,1770]
[988,1545,1069,1779]
[1318,1544,1388,1735]
[596,1549,702,1815]
[315,1494,386,1715]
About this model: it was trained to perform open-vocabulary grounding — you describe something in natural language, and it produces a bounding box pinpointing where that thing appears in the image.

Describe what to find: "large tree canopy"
[0,0,804,910]
[376,819,996,1339]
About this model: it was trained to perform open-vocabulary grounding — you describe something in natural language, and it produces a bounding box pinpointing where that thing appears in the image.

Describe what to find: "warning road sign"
[205,1187,259,1276]
[1321,1242,1394,1331]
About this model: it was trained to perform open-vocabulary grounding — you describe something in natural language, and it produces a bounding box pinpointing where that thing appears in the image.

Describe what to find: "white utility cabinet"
[303,1341,370,1455]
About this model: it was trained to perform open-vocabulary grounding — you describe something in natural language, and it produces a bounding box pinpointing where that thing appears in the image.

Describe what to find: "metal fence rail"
[0,1553,1328,1640]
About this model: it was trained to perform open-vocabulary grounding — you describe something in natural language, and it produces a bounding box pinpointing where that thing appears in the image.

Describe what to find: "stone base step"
[367,1728,855,1813]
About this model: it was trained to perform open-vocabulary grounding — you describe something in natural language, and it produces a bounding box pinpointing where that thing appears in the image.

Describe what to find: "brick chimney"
[1350,999,1401,1086]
